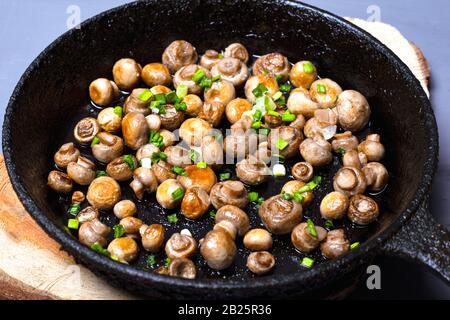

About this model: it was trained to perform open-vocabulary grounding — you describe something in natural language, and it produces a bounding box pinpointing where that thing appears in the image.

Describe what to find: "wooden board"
[0,20,430,300]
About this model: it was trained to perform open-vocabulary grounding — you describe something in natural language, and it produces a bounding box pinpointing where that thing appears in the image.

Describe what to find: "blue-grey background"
[0,0,448,299]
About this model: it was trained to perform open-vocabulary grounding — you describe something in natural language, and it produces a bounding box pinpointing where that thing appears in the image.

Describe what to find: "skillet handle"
[380,196,450,283]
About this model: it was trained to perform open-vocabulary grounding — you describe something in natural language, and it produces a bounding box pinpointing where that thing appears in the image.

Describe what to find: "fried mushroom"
[291,222,327,253]
[177,165,217,193]
[106,155,137,181]
[142,63,171,87]
[224,43,249,64]
[160,105,184,131]
[258,195,302,235]
[165,146,192,168]
[174,64,210,95]
[299,136,333,167]
[181,186,210,220]
[89,78,120,106]
[268,126,303,159]
[320,229,350,259]
[76,206,99,224]
[320,191,349,220]
[179,118,212,146]
[122,112,149,150]
[74,117,100,144]
[210,180,248,209]
[54,143,80,168]
[309,78,343,108]
[152,160,176,183]
[246,251,275,275]
[113,200,137,219]
[200,229,236,270]
[211,57,249,87]
[358,134,385,162]
[204,79,236,106]
[140,224,165,252]
[79,218,111,247]
[91,132,124,163]
[363,162,389,192]
[331,131,359,153]
[215,205,250,239]
[67,156,96,185]
[333,167,367,197]
[236,155,270,185]
[244,75,279,103]
[336,90,371,132]
[86,176,121,210]
[253,53,290,82]
[168,258,197,279]
[165,232,197,259]
[123,88,152,116]
[289,61,317,89]
[156,179,184,209]
[162,40,198,74]
[200,49,221,70]
[291,162,314,182]
[112,58,142,91]
[130,167,158,200]
[97,107,123,133]
[243,229,273,251]
[108,237,139,263]
[347,194,380,225]
[47,171,73,193]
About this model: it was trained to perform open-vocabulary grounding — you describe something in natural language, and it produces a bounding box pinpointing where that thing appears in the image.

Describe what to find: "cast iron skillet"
[2,0,449,299]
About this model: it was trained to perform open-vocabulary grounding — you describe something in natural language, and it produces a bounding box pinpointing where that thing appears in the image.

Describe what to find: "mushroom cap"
[210,180,248,210]
[333,166,367,197]
[136,143,160,162]
[226,98,253,124]
[179,118,212,146]
[363,162,389,192]
[198,135,224,168]
[336,90,371,132]
[97,107,122,133]
[141,62,171,87]
[263,109,283,129]
[122,112,149,150]
[74,117,100,144]
[177,165,217,193]
[164,146,192,168]
[331,131,359,153]
[320,229,350,259]
[54,142,80,168]
[168,258,197,279]
[150,85,172,95]
[200,229,237,270]
[199,101,226,128]
[156,178,184,209]
[358,134,385,162]
[152,160,177,183]
[76,206,99,224]
[174,64,210,95]
[89,78,119,106]
[123,88,152,116]
[236,155,270,186]
[113,199,137,219]
[107,237,139,263]
[246,251,275,275]
[78,218,111,247]
[281,180,313,207]
[165,232,197,259]
[120,216,143,236]
[299,136,333,167]
[181,186,211,220]
[291,222,327,253]
[204,79,236,106]
[211,57,249,87]
[342,149,367,169]
[92,132,124,163]
[112,58,142,91]
[347,194,380,225]
[289,114,306,131]
[130,167,159,200]
[309,78,343,108]
[224,43,249,64]
[145,114,162,131]
[140,224,165,252]
[253,141,272,164]
[67,159,96,186]
[47,170,73,193]
[244,75,279,103]
[320,191,349,220]
[71,190,85,204]
[158,129,176,147]
[87,176,121,210]
[243,228,273,251]
[159,104,185,131]
[287,87,320,118]
[162,40,198,74]
[183,94,203,116]
[253,53,291,82]
[258,195,302,235]
[268,126,303,159]
[106,155,137,181]
[215,205,250,237]
[289,61,317,89]
[303,109,338,140]
[291,162,314,182]
[200,49,221,70]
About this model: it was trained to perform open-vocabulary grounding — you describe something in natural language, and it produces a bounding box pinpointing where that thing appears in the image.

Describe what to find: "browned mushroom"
[225,98,252,124]
[162,40,198,74]
[123,88,152,116]
[263,109,283,129]
[333,167,367,197]
[358,134,385,162]
[331,131,359,153]
[336,90,371,132]
[71,191,85,204]
[199,101,225,128]
[200,229,236,270]
[210,180,248,209]
[136,144,160,163]
[179,118,212,146]
[150,85,172,95]
[347,194,380,225]
[177,165,217,193]
[243,229,273,251]
[215,205,250,239]
[130,167,158,200]
[299,136,333,166]
[91,132,124,163]
[320,229,350,259]
[159,104,184,131]
[287,87,320,118]
[291,222,327,253]
[165,232,197,259]
[303,108,338,140]
[211,57,249,87]
[291,162,314,182]
[122,112,149,150]
[236,155,270,185]
[363,162,388,192]
[309,78,343,108]
[89,78,120,106]
[164,146,192,168]
[289,114,306,131]
[156,179,184,209]
[289,61,317,89]
[119,216,143,238]
[258,195,302,235]
[230,114,253,133]
[181,186,211,220]
[281,180,313,207]
[198,135,223,168]
[108,237,139,263]
[54,142,80,168]
[74,117,100,144]
[158,129,176,147]
[320,191,349,220]
[204,79,236,106]
[174,64,210,95]
[152,160,177,183]
[253,141,272,164]
[86,176,121,210]
[112,58,142,91]
[145,114,161,131]
[67,156,96,185]
[47,171,72,193]
[183,94,204,116]
[224,132,259,161]
[113,200,137,219]
[97,107,123,133]
[142,63,171,87]
[106,155,137,181]
[168,258,197,279]
[244,75,279,103]
[140,224,165,252]
[76,206,99,224]
[253,53,291,82]
[246,251,275,275]
[342,149,368,169]
[268,126,303,159]
[200,49,221,70]
[224,43,249,64]
[79,218,111,247]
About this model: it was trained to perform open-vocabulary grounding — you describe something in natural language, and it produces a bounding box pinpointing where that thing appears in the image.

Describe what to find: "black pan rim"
[2,0,439,292]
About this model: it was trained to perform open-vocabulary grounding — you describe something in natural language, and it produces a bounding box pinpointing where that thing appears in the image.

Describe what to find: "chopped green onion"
[302,62,315,74]
[171,188,184,201]
[164,258,172,268]
[276,138,289,150]
[113,224,125,238]
[281,110,296,122]
[253,109,262,121]
[248,191,259,202]
[308,175,322,187]
[293,192,304,203]
[175,101,187,111]
[301,257,314,268]
[189,149,199,162]
[192,69,206,83]
[68,203,81,215]
[151,152,167,164]
[252,83,268,98]
[90,136,100,147]
[264,96,277,111]
[258,128,271,136]
[91,242,110,257]
[219,172,231,181]
[122,154,136,170]
[298,185,311,193]
[138,89,153,102]
[196,161,207,169]
[282,192,293,200]
[337,147,346,156]
[267,110,280,117]
[317,83,327,94]
[172,166,187,176]
[111,255,119,262]
[275,74,284,84]
[306,219,318,238]
[279,83,291,93]
[325,219,334,229]
[256,196,265,206]
[176,84,188,99]
[167,213,178,224]
[218,51,224,59]
[211,75,221,82]
[276,96,287,106]
[67,218,79,230]
[149,131,164,148]
[113,106,123,117]
[272,91,283,101]
[165,91,179,104]
[96,170,107,177]
[251,121,262,129]
[199,77,212,89]
[209,210,216,218]
[154,93,167,104]
[147,255,156,267]
[350,242,360,250]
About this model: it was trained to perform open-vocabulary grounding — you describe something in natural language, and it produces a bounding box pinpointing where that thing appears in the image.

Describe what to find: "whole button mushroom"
[174,64,210,95]
[120,216,143,237]
[165,232,197,259]
[268,126,303,159]
[136,144,160,163]
[181,186,210,220]
[199,135,223,168]
[342,149,367,169]
[76,206,99,224]
[246,251,275,275]
[179,118,212,146]
[230,114,253,133]
[225,98,252,124]
[108,237,139,263]
[320,229,350,259]
[287,87,320,118]
[253,141,272,164]
[331,131,359,153]
[162,40,198,74]
[54,142,80,168]
[289,61,317,89]
[142,63,171,87]
[122,112,149,150]
[358,134,385,162]
[130,167,158,200]
[281,180,313,207]
[183,94,203,116]
[112,58,142,91]
[306,108,338,139]
[160,105,184,131]
[74,117,100,144]
[199,101,226,128]
[336,90,371,132]
[71,191,85,204]
[215,205,250,239]
[244,75,279,103]
[333,167,367,197]
[67,156,96,185]
[168,258,197,279]
[156,179,184,209]
[89,78,120,106]
[211,57,249,87]
[204,79,236,106]
[363,162,389,192]
[299,136,333,167]
[236,155,270,186]
[289,114,306,131]
[152,160,176,183]
[177,165,217,193]
[347,194,380,225]
[263,109,283,129]
[150,84,172,95]
[92,132,124,163]
[165,146,192,168]
[123,88,152,116]
[253,53,291,82]
[47,171,73,193]
[243,229,273,251]
[145,114,161,131]
[210,180,248,209]
[291,162,314,182]
[258,195,302,235]
[87,176,121,210]
[320,191,349,220]
[224,43,249,64]
[309,78,343,108]
[78,218,111,247]
[140,224,165,252]
[113,199,137,219]
[106,155,137,181]
[291,222,327,253]
[97,107,123,133]
[200,229,237,270]
[200,49,221,70]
